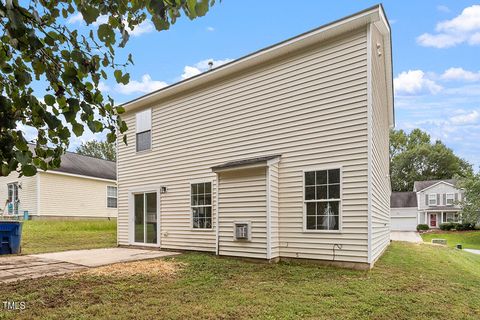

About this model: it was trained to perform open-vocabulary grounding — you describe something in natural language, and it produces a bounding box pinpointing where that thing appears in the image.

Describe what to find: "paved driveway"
[0,248,179,283]
[390,231,423,243]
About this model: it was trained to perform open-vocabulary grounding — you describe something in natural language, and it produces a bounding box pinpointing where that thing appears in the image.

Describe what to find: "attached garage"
[390,192,418,231]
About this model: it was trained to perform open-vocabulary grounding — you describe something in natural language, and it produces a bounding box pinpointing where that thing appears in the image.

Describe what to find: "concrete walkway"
[0,248,179,283]
[464,249,480,255]
[390,231,423,243]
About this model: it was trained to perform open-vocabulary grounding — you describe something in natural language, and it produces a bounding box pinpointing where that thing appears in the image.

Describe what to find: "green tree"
[390,129,473,192]
[456,172,480,225]
[76,140,116,161]
[0,0,215,177]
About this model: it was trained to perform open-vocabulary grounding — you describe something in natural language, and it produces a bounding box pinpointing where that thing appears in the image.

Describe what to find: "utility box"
[0,221,23,254]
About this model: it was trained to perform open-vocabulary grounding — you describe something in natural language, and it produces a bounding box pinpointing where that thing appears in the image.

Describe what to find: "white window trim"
[428,193,437,206]
[302,166,343,233]
[128,185,161,247]
[106,185,118,209]
[189,179,214,231]
[446,193,455,206]
[135,108,153,154]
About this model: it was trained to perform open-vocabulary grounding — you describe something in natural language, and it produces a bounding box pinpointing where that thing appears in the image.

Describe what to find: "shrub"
[417,224,429,231]
[440,223,456,231]
[456,222,476,231]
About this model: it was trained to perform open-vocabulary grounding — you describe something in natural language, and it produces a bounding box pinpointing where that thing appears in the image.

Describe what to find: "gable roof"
[122,5,394,127]
[413,179,456,192]
[50,151,116,181]
[391,192,417,208]
[28,144,116,181]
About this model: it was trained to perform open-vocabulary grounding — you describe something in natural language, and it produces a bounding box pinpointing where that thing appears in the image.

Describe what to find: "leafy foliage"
[76,140,116,161]
[390,129,473,191]
[416,224,429,231]
[457,172,480,225]
[0,0,215,177]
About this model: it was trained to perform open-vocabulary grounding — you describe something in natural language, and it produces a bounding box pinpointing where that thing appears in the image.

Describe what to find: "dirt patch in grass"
[78,258,185,278]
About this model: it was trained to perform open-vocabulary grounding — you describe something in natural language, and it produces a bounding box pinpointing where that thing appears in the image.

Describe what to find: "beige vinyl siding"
[218,167,267,259]
[118,29,370,262]
[269,163,280,259]
[0,174,37,216]
[369,24,391,262]
[39,172,117,218]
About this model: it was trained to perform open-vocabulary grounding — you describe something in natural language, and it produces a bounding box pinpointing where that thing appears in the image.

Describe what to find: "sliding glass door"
[134,192,158,244]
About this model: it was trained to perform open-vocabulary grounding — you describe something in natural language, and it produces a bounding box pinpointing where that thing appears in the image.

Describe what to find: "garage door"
[391,216,417,231]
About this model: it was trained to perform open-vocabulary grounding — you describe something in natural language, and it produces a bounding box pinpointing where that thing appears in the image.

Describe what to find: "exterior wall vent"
[234,222,251,241]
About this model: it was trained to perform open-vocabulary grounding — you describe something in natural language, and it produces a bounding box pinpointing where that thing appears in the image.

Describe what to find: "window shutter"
[455,193,458,202]
[136,109,152,133]
[425,194,428,206]
[443,194,446,205]
[437,194,440,206]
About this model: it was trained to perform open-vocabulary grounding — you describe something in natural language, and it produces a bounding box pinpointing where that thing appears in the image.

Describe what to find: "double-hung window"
[445,212,460,222]
[7,183,19,214]
[428,193,437,206]
[446,193,454,206]
[304,168,341,231]
[107,186,118,208]
[136,109,151,152]
[191,182,212,229]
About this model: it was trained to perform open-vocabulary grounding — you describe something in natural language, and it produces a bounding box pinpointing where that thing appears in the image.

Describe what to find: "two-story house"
[117,5,394,269]
[391,179,464,231]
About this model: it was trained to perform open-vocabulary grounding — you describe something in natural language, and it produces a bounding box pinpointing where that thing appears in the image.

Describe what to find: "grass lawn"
[1,242,479,319]
[421,230,480,250]
[21,220,117,254]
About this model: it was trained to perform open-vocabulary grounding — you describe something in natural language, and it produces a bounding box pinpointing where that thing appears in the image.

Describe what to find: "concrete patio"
[0,248,179,283]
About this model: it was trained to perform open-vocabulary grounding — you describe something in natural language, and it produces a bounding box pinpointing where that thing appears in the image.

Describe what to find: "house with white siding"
[0,150,117,219]
[117,5,393,269]
[391,179,464,231]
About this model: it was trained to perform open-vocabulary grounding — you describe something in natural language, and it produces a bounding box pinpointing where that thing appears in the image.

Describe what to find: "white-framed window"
[136,109,152,152]
[107,186,118,208]
[445,212,460,223]
[446,193,455,206]
[191,182,212,229]
[7,182,19,214]
[304,168,341,231]
[428,193,437,206]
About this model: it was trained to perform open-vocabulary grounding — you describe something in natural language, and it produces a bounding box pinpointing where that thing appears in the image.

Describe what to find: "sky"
[31,1,480,169]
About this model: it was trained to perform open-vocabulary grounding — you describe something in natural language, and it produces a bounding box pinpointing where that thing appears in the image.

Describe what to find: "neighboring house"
[391,179,464,231]
[117,5,393,269]
[0,151,117,219]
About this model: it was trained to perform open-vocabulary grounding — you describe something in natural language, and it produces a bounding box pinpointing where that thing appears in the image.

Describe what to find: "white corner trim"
[42,170,117,183]
[215,173,220,255]
[366,23,373,265]
[266,165,272,260]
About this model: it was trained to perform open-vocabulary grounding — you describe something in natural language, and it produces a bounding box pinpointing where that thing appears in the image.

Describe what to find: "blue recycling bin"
[0,221,23,254]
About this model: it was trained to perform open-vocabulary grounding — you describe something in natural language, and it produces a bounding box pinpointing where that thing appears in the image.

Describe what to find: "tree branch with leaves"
[0,0,215,177]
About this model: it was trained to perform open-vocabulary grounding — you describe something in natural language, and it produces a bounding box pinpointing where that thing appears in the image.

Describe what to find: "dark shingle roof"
[413,179,456,192]
[211,155,281,172]
[28,144,116,180]
[52,151,116,180]
[391,192,417,208]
